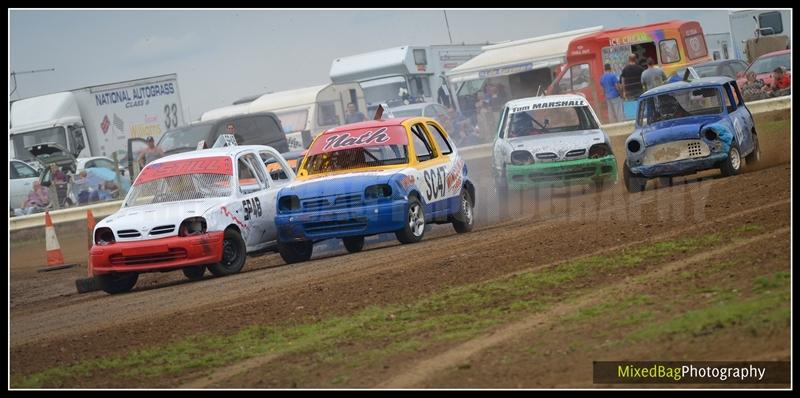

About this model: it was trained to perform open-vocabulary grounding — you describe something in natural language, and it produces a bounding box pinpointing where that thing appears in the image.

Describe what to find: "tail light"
[94,227,115,246]
[179,217,207,237]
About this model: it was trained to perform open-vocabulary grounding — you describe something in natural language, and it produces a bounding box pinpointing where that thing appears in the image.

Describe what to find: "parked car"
[735,49,791,89]
[668,59,750,82]
[274,117,475,264]
[77,156,128,176]
[385,102,450,121]
[492,94,618,198]
[623,77,760,192]
[90,144,296,294]
[9,159,41,212]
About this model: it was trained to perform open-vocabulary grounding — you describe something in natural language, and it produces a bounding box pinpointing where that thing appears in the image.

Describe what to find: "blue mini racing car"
[623,77,761,192]
[274,117,475,264]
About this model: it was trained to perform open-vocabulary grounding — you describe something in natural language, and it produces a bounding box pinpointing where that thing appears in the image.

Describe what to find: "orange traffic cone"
[38,211,78,272]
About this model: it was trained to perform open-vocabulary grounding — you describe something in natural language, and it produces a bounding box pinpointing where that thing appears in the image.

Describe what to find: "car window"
[260,150,291,184]
[426,123,453,155]
[659,39,681,64]
[732,83,745,106]
[12,161,37,179]
[730,62,747,74]
[94,158,116,171]
[317,101,340,126]
[722,84,736,113]
[237,153,268,193]
[410,123,435,162]
[571,64,591,90]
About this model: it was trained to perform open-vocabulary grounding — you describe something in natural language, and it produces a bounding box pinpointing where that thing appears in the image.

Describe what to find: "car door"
[425,121,465,217]
[257,148,297,243]
[723,82,755,154]
[10,160,40,209]
[410,122,453,219]
[235,152,273,251]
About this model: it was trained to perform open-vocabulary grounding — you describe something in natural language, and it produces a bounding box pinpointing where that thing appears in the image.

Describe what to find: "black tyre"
[623,163,647,193]
[452,189,474,234]
[720,141,743,177]
[395,196,425,244]
[593,178,607,192]
[495,168,509,203]
[97,272,139,294]
[209,229,247,276]
[657,176,673,187]
[745,133,761,166]
[342,236,365,253]
[278,241,314,264]
[182,265,206,281]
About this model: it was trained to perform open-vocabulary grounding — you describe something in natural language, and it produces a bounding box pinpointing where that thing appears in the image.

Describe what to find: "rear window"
[214,115,285,147]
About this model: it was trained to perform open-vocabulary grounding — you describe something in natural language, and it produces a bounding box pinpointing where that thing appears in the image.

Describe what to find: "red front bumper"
[90,231,224,275]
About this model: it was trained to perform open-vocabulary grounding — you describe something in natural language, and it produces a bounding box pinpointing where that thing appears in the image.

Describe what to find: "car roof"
[321,118,409,135]
[149,145,281,165]
[693,59,744,67]
[642,77,735,96]
[758,49,791,59]
[504,94,589,110]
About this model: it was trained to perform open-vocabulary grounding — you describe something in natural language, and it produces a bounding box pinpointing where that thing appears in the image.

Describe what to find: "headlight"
[278,195,300,212]
[94,227,115,246]
[179,217,207,237]
[703,129,717,141]
[627,140,642,153]
[510,150,534,165]
[588,144,610,158]
[365,184,392,200]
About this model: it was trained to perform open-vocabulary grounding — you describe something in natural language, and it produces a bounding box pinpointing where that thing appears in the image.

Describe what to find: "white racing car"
[89,143,296,294]
[492,94,618,197]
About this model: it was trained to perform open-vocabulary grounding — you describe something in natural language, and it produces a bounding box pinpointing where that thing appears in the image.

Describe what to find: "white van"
[202,83,367,151]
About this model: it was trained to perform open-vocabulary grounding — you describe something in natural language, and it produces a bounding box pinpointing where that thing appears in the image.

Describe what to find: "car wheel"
[396,196,425,244]
[745,133,761,166]
[209,229,247,276]
[720,141,743,177]
[96,272,138,294]
[278,241,314,264]
[657,176,673,187]
[182,265,206,281]
[623,163,647,193]
[593,178,607,192]
[342,236,365,253]
[452,189,474,234]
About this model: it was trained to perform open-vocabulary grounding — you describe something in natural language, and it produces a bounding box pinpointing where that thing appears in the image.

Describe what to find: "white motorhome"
[9,74,184,163]
[706,32,734,60]
[445,26,603,121]
[729,9,792,61]
[201,82,366,151]
[329,44,484,114]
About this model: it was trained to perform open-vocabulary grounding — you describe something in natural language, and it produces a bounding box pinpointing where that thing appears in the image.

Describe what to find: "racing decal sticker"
[423,165,447,202]
[399,174,416,190]
[136,156,233,185]
[446,158,465,195]
[221,206,249,230]
[511,99,587,113]
[307,125,408,155]
[242,198,262,221]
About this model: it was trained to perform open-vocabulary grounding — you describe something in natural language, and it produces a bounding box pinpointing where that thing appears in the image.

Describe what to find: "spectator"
[20,181,50,215]
[770,67,791,91]
[437,75,452,108]
[620,54,645,100]
[49,164,70,207]
[344,102,367,124]
[138,136,165,168]
[485,83,507,111]
[600,63,623,123]
[640,57,667,91]
[474,92,490,113]
[741,71,769,101]
[72,170,98,205]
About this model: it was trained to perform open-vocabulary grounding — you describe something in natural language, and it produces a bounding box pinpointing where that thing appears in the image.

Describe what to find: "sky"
[9,9,735,120]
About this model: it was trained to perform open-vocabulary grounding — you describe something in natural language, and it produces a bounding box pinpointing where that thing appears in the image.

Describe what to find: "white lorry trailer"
[329,44,485,114]
[9,74,184,163]
[729,9,791,62]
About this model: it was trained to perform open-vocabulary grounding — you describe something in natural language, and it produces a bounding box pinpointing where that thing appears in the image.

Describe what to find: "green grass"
[629,271,790,341]
[11,231,754,388]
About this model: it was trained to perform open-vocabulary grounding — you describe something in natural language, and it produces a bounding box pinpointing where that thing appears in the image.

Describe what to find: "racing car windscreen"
[637,87,722,126]
[124,173,233,207]
[303,125,409,175]
[506,105,599,138]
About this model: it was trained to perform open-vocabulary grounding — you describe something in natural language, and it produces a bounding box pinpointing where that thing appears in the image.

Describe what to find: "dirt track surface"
[10,128,791,387]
